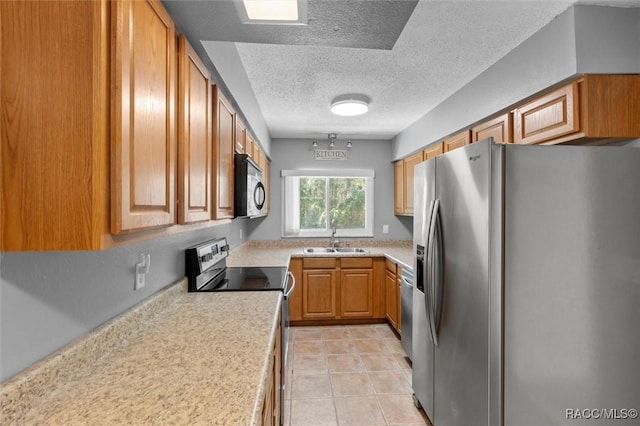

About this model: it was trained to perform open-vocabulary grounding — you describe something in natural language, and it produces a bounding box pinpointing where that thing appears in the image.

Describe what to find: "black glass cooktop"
[195,266,287,292]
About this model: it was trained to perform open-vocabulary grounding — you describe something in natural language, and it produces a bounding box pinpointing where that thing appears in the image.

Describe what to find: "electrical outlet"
[383,224,389,234]
[135,270,145,290]
[240,228,243,239]
[134,252,150,290]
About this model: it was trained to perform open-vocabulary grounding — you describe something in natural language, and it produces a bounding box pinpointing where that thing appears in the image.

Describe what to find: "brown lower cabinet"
[385,259,400,333]
[261,312,281,426]
[288,256,387,323]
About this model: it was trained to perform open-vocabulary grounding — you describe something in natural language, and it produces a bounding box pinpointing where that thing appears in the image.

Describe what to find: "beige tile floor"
[283,324,433,426]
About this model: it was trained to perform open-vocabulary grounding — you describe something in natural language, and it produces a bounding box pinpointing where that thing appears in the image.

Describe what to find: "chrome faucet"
[330,221,339,248]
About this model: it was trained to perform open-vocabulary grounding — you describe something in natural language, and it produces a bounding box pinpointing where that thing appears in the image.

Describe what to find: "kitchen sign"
[314,150,348,161]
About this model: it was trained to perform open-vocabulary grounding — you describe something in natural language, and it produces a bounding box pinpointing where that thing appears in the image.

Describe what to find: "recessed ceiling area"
[163,0,639,142]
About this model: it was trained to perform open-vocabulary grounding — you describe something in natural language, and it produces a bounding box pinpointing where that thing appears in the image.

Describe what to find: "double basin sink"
[303,247,368,254]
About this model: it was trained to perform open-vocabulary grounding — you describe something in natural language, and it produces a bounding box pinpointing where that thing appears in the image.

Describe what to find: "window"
[282,169,374,237]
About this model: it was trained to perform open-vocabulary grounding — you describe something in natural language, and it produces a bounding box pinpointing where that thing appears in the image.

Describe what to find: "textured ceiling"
[164,0,640,141]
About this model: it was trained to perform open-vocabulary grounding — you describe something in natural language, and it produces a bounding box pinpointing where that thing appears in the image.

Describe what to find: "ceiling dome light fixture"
[330,94,370,117]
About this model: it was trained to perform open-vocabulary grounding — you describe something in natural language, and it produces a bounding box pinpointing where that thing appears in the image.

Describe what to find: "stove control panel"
[185,238,229,290]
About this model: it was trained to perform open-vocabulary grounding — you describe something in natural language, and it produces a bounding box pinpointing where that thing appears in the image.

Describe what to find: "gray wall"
[248,138,413,241]
[202,41,272,156]
[392,5,640,160]
[0,220,249,382]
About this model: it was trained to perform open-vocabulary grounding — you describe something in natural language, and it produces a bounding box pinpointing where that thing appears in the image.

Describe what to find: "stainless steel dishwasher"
[400,266,414,360]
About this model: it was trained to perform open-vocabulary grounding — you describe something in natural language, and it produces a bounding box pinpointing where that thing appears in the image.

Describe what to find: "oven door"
[281,271,295,424]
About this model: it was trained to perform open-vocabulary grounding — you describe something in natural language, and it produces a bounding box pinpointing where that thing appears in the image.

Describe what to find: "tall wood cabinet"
[235,118,246,154]
[111,0,177,234]
[213,87,235,220]
[393,161,405,215]
[178,35,212,224]
[1,0,183,249]
[394,151,424,216]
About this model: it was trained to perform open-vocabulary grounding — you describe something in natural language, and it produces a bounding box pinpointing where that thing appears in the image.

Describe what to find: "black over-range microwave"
[234,154,265,218]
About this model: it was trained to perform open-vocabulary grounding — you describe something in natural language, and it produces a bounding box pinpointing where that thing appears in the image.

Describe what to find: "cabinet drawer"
[303,257,337,269]
[341,257,373,269]
[385,259,397,274]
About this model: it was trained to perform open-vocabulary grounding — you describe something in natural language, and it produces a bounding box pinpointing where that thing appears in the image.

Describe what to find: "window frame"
[281,169,375,238]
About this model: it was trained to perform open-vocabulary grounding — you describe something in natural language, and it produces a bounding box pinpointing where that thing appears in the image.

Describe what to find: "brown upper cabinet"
[246,133,256,159]
[394,161,405,215]
[472,113,513,144]
[1,0,181,250]
[111,0,177,234]
[213,87,235,220]
[403,151,424,215]
[513,75,640,145]
[394,151,424,216]
[178,35,212,224]
[235,118,246,154]
[423,142,444,160]
[444,130,471,152]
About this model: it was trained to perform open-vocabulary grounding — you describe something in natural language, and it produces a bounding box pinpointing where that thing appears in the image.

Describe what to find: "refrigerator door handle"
[432,200,444,339]
[426,199,439,346]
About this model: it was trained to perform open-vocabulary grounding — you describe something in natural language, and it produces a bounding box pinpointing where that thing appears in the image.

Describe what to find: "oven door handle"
[285,271,296,298]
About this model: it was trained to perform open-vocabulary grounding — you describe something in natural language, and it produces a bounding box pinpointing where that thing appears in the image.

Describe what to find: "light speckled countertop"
[1,281,282,426]
[227,239,413,271]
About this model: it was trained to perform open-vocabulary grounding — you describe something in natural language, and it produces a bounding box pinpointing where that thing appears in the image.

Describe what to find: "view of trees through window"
[299,177,366,230]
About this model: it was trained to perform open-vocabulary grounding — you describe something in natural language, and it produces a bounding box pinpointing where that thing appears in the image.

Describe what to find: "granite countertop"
[227,239,413,270]
[1,281,282,426]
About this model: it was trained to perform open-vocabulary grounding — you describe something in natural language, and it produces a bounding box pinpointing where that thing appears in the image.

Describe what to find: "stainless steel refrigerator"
[412,138,640,426]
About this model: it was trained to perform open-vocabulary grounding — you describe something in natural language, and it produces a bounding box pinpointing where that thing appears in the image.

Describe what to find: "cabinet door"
[213,87,235,219]
[246,133,255,159]
[397,275,402,333]
[178,35,211,224]
[302,270,337,319]
[403,151,424,215]
[443,130,471,153]
[423,142,444,160]
[472,113,512,144]
[340,269,374,318]
[1,0,110,250]
[235,117,246,154]
[385,269,399,331]
[394,161,404,215]
[513,82,579,145]
[111,0,176,233]
[288,258,303,321]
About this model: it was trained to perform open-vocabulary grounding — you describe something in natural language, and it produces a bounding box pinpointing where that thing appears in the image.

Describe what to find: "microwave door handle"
[254,182,265,209]
[285,271,296,298]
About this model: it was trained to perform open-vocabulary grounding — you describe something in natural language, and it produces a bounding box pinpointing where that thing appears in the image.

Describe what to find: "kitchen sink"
[334,247,368,253]
[303,247,336,253]
[302,247,368,254]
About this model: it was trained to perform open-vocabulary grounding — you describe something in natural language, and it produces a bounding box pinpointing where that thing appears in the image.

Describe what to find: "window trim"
[281,169,375,238]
